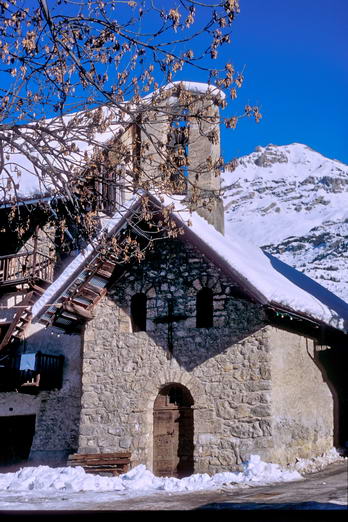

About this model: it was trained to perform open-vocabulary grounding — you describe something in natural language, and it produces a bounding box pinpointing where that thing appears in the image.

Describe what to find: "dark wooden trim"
[0,291,34,352]
[265,305,348,345]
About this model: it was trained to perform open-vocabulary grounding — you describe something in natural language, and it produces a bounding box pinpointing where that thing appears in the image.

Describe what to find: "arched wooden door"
[153,384,194,478]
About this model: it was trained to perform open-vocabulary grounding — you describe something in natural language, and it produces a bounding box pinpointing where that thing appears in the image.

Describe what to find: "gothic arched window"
[196,287,213,328]
[131,293,147,332]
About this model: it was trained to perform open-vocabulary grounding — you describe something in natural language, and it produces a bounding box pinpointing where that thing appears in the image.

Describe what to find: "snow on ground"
[0,455,302,494]
[293,448,345,474]
[0,451,345,510]
[0,454,302,510]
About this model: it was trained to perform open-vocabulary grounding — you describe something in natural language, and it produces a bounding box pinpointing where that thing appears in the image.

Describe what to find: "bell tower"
[184,83,224,235]
[139,81,225,234]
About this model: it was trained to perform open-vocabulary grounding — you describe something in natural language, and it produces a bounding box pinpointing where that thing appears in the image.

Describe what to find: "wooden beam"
[78,286,103,301]
[62,301,95,321]
[95,268,114,279]
[0,291,34,351]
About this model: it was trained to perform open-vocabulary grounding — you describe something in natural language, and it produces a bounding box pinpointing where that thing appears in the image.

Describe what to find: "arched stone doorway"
[153,383,194,478]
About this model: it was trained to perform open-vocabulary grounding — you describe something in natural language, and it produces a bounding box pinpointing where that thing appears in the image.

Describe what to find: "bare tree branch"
[0,0,260,259]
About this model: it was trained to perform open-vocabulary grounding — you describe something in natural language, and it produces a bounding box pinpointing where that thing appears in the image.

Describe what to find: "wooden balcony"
[0,251,54,286]
[0,351,64,392]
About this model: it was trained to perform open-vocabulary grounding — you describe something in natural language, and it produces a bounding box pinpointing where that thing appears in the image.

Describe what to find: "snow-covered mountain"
[222,143,348,302]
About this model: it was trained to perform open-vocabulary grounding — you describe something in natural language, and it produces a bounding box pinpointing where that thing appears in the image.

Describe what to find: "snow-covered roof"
[147,80,226,101]
[31,195,139,319]
[0,105,127,201]
[32,192,348,333]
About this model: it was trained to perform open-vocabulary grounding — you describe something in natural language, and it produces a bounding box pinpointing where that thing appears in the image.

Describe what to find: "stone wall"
[268,326,334,465]
[0,323,82,465]
[80,238,275,473]
[27,324,82,464]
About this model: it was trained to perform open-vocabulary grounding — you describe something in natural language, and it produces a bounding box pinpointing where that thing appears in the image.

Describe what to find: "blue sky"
[222,0,348,164]
[2,1,347,165]
[177,0,348,165]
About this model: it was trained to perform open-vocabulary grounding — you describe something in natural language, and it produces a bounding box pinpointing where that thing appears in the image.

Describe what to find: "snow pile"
[221,455,302,485]
[0,465,124,493]
[293,448,345,474]
[0,455,302,495]
[121,455,301,492]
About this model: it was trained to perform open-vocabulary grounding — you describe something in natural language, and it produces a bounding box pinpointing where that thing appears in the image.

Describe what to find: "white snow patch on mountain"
[222,143,348,301]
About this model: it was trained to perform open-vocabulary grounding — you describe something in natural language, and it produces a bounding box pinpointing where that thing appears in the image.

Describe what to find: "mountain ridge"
[222,143,348,301]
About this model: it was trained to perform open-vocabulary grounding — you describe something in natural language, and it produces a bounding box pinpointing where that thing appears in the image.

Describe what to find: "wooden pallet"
[67,452,131,476]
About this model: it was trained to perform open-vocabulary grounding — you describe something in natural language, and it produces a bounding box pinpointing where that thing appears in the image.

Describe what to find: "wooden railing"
[0,351,64,392]
[0,251,54,285]
[0,291,35,351]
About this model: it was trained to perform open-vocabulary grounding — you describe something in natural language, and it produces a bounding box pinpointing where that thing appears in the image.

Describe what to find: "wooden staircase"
[0,286,45,352]
[39,256,119,330]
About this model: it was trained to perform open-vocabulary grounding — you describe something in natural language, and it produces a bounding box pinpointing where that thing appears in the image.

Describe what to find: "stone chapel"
[0,82,347,476]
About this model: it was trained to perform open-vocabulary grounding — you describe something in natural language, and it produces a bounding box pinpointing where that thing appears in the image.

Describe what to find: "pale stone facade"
[269,327,333,466]
[77,238,333,473]
[139,88,224,233]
